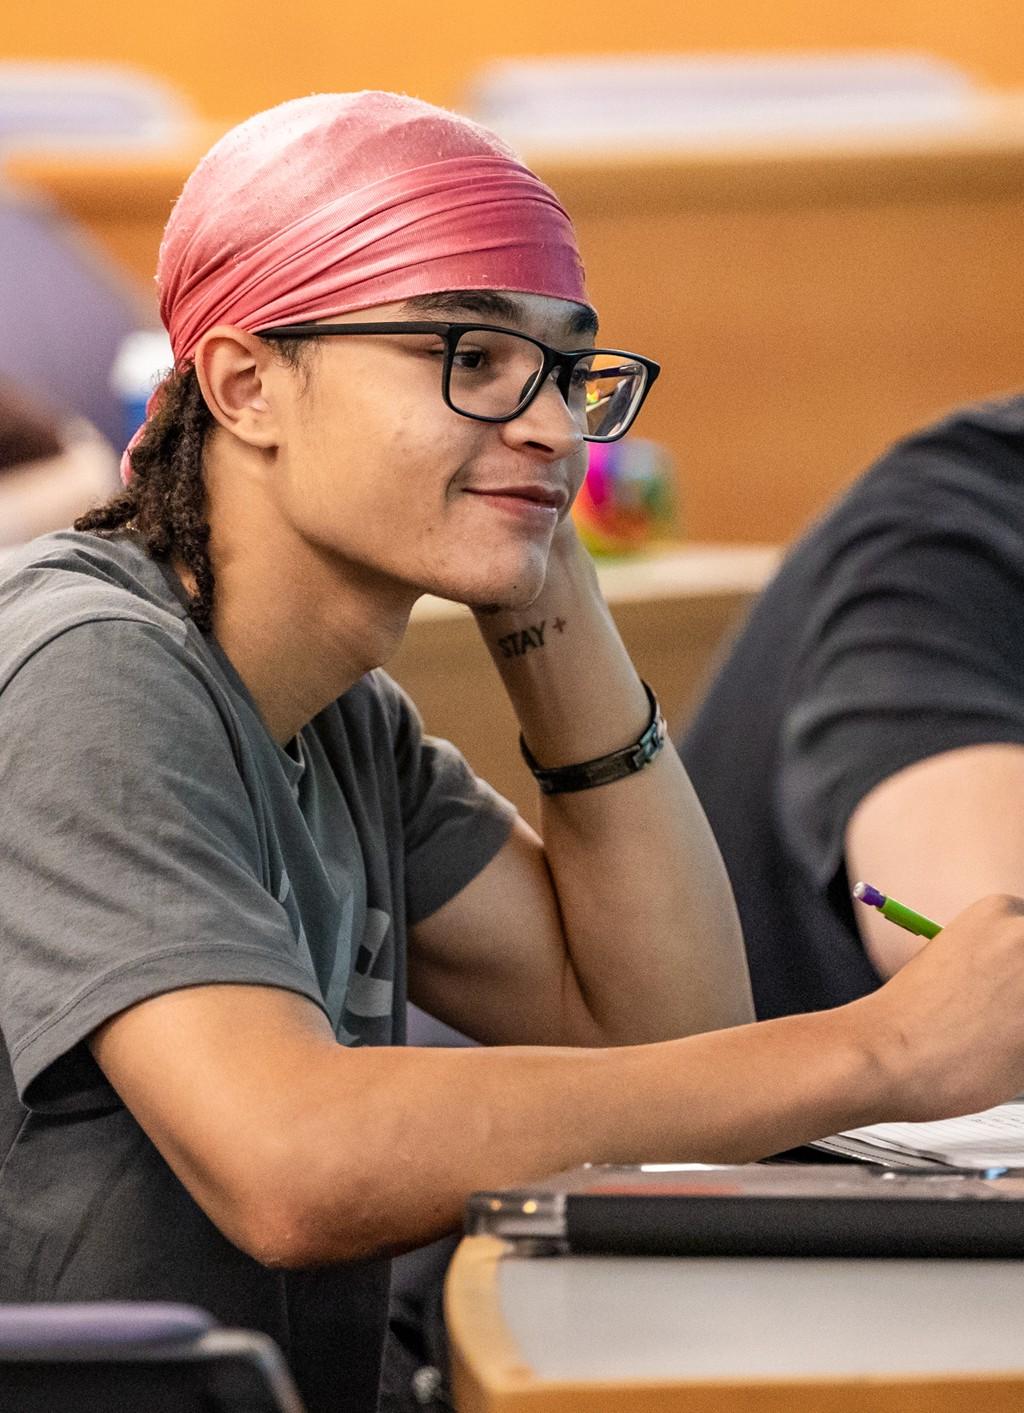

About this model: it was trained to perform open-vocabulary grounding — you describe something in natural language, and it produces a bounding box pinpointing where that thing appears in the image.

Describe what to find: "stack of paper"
[816,1101,1024,1170]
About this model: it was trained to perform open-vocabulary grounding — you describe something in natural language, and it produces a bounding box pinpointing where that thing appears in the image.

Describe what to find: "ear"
[193,326,285,449]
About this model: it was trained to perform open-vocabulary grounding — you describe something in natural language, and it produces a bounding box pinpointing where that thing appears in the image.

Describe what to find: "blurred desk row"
[8,96,1024,543]
[388,544,779,829]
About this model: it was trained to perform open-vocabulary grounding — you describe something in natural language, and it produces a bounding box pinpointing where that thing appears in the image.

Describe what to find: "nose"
[500,375,584,462]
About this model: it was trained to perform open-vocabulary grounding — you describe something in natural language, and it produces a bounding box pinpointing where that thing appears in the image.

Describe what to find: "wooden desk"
[447,1234,1024,1412]
[385,544,777,830]
[9,97,1024,541]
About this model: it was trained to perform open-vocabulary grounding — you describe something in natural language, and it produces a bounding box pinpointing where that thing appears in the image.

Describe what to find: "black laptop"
[465,1162,1024,1258]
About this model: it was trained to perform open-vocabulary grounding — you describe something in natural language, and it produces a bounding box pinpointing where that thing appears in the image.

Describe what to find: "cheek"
[289,391,397,497]
[285,400,473,533]
[379,418,480,508]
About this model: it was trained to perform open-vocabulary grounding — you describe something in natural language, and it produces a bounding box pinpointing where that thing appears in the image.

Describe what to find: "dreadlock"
[75,340,313,635]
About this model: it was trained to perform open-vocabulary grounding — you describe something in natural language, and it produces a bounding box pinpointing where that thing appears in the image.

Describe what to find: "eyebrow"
[400,290,600,340]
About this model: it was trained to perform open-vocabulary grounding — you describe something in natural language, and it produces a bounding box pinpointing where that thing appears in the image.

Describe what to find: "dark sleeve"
[374,673,517,925]
[778,513,1024,890]
[0,619,327,1110]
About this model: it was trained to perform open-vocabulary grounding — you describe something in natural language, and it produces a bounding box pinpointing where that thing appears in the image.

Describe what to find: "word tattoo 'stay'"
[496,616,567,659]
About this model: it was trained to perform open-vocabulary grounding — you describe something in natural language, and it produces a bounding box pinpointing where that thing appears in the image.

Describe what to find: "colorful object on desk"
[572,437,677,555]
[852,881,942,939]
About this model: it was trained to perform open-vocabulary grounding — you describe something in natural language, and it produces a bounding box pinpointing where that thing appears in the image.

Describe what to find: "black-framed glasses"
[256,321,661,442]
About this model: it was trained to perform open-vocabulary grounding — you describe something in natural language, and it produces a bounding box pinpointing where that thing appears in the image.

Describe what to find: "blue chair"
[0,1301,306,1412]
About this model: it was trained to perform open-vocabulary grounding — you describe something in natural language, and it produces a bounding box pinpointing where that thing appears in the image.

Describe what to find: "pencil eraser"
[853,882,886,909]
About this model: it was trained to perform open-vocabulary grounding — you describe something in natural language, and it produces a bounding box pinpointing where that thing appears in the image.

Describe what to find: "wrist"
[519,679,666,793]
[544,518,600,595]
[831,995,907,1127]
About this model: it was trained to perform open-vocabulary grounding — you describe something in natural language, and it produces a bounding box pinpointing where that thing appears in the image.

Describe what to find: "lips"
[464,484,569,513]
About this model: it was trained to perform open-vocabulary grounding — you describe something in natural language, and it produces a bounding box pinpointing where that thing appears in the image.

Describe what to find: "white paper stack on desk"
[815,1099,1024,1170]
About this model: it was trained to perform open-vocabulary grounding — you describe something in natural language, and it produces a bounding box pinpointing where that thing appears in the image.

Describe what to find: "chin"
[434,552,548,613]
[469,588,541,615]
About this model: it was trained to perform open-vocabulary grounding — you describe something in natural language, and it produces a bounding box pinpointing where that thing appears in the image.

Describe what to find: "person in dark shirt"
[681,394,1024,1017]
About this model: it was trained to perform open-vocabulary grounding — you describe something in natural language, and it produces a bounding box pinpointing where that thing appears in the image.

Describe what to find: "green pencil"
[852,881,942,939]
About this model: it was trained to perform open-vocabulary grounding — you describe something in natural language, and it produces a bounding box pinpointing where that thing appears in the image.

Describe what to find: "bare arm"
[92,892,1024,1267]
[846,743,1024,976]
[410,524,754,1047]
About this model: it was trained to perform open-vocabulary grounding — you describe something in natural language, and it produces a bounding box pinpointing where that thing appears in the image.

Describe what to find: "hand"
[546,508,595,569]
[854,893,1024,1120]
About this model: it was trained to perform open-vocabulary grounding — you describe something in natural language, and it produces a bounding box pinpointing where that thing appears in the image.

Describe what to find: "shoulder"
[898,392,1024,460]
[0,528,188,607]
[313,669,511,813]
[763,394,1024,608]
[686,396,1024,727]
[0,530,192,690]
[0,533,239,757]
[835,393,1024,530]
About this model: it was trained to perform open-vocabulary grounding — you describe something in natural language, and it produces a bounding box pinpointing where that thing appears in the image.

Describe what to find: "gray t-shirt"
[0,531,515,1413]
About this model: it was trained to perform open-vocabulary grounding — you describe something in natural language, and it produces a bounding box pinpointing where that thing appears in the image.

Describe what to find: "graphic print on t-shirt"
[338,908,394,1046]
[276,867,317,977]
[276,861,393,1043]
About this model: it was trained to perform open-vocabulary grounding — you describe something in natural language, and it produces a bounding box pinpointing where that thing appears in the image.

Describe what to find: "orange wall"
[3,1,1024,123]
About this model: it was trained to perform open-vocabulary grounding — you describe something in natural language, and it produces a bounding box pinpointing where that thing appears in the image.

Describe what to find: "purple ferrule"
[853,882,887,909]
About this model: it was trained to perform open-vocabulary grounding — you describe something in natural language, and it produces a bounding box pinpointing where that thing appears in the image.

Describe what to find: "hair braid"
[75,364,216,631]
[75,340,312,636]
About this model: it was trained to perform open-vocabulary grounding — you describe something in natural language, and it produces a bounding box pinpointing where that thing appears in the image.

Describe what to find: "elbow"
[225,1165,388,1269]
[232,1205,327,1270]
[232,1202,376,1270]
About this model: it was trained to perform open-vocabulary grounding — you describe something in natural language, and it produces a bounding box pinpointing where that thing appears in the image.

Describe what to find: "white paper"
[839,1103,1024,1168]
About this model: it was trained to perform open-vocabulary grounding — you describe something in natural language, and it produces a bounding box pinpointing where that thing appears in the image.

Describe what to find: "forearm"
[93,897,1024,1270]
[278,1003,886,1263]
[474,527,753,1041]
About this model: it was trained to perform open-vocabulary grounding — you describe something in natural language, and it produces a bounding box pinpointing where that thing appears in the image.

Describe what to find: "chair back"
[0,1301,307,1412]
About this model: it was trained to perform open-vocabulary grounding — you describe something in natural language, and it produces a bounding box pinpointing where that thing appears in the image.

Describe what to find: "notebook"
[465,1162,1024,1258]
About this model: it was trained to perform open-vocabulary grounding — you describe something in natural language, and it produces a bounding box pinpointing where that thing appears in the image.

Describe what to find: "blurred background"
[2,1,1024,812]
[6,1,1024,124]
[4,0,1024,542]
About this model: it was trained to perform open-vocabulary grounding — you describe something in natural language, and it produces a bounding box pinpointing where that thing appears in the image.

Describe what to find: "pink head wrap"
[123,90,588,479]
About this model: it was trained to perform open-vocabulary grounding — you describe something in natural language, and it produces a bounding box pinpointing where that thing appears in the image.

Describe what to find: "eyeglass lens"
[448,329,646,439]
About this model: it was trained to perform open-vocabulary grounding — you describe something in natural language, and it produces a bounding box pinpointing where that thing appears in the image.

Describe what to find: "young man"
[3,92,1024,1413]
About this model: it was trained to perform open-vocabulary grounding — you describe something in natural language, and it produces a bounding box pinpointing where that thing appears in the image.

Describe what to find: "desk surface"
[447,1234,1024,1411]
